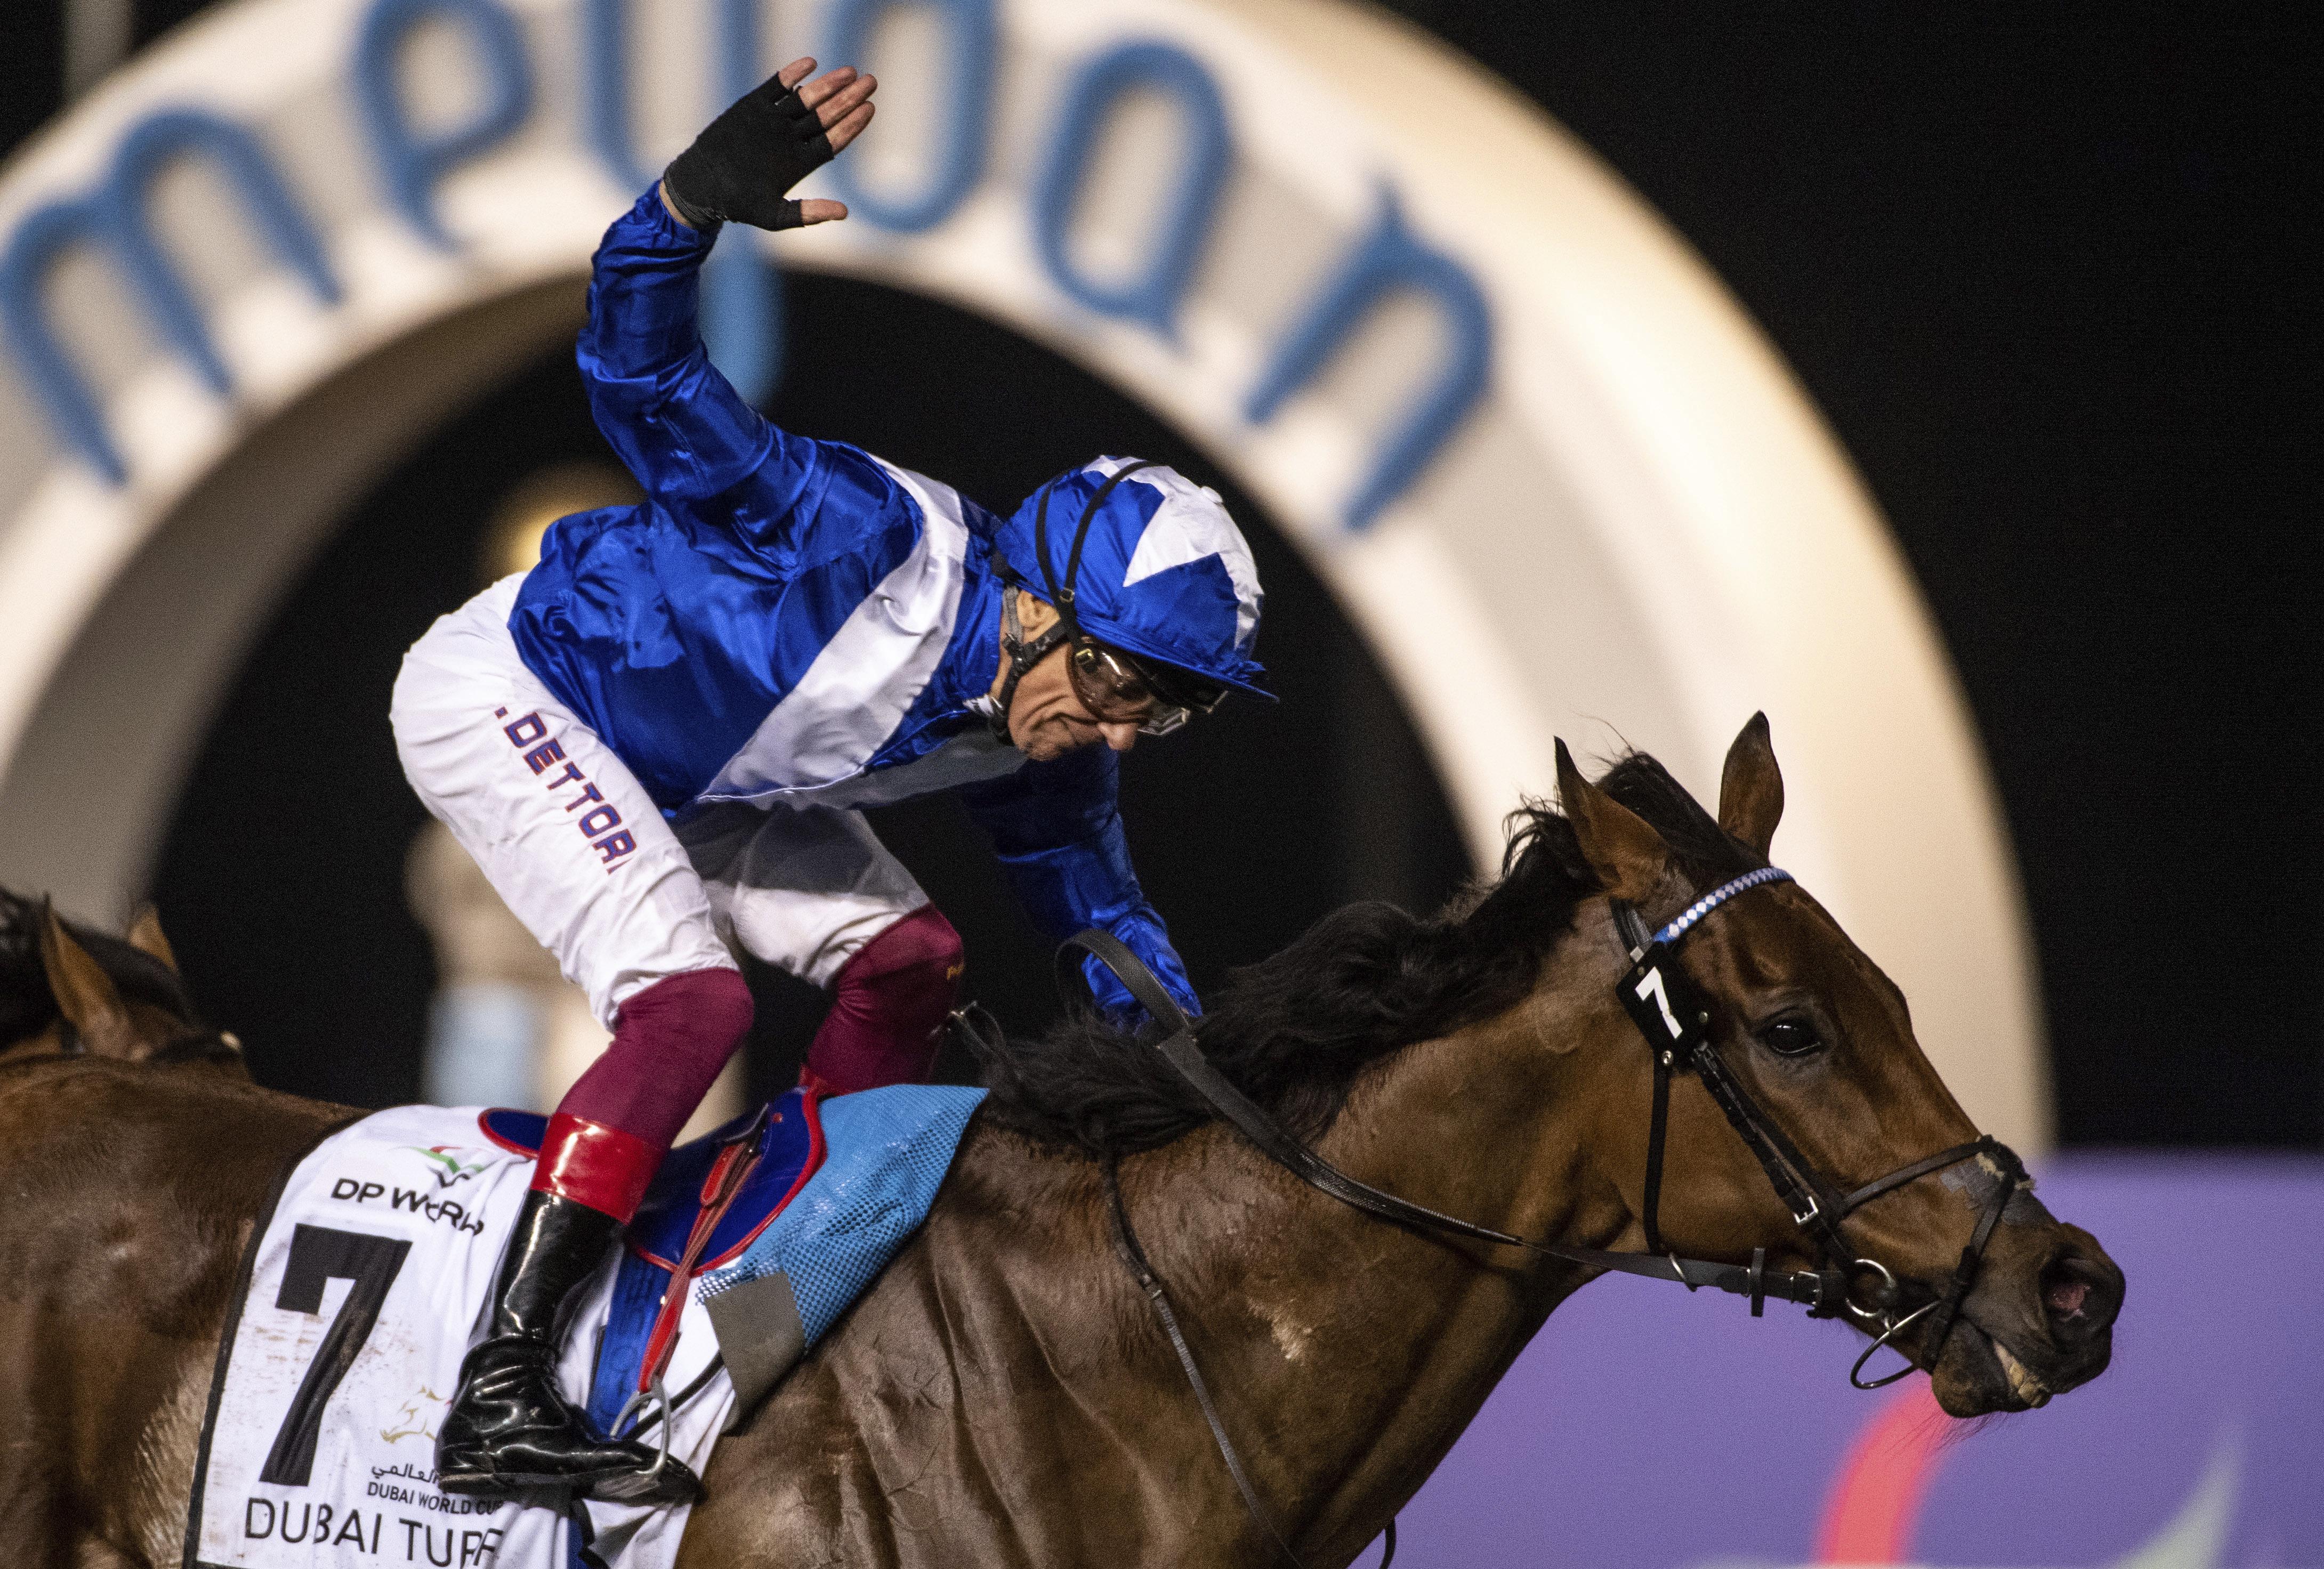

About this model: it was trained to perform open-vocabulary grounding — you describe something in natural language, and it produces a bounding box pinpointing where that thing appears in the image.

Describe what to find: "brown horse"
[0,719,2120,1566]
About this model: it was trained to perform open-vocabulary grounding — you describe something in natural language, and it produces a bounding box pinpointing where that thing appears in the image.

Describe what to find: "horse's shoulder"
[923,1113,1108,1236]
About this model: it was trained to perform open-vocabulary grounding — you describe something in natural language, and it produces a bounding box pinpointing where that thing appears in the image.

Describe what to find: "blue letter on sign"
[582,0,784,402]
[1244,185,1492,531]
[579,0,651,190]
[0,110,341,483]
[1032,41,1230,341]
[821,0,994,232]
[701,0,780,402]
[355,0,534,250]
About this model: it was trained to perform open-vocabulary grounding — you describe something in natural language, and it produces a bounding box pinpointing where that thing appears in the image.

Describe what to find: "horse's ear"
[1718,712,1785,859]
[37,902,139,1057]
[1555,739,1669,902]
[126,904,179,974]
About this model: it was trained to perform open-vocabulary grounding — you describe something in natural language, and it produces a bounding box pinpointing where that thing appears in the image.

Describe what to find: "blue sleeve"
[578,188,826,550]
[955,747,1200,1023]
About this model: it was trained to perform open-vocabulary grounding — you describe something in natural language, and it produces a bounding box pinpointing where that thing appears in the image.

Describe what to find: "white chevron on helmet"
[1094,458,1263,650]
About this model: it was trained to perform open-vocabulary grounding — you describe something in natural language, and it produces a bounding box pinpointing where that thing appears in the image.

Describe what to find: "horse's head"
[0,887,244,1071]
[1550,717,2120,1418]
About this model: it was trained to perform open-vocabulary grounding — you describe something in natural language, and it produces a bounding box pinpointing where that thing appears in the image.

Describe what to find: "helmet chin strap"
[991,460,1164,746]
[988,581,1068,746]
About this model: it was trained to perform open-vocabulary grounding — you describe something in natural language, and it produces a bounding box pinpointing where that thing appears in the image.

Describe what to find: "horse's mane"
[974,751,1764,1156]
[0,887,201,1046]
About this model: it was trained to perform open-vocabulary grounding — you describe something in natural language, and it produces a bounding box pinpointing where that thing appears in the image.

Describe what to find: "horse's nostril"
[2040,1252,2119,1342]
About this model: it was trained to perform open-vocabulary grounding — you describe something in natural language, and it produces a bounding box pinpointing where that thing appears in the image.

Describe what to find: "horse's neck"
[1115,1011,1625,1560]
[698,1015,1627,1566]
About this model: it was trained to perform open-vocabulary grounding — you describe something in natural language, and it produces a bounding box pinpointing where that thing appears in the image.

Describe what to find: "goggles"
[1067,637,1228,737]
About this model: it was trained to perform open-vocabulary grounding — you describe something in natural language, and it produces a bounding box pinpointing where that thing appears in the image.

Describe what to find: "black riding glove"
[661,72,834,232]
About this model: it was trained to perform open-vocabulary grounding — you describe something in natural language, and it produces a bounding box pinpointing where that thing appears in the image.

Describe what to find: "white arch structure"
[0,0,2049,1148]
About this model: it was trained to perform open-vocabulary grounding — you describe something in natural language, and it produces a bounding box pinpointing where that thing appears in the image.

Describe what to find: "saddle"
[479,1089,824,1276]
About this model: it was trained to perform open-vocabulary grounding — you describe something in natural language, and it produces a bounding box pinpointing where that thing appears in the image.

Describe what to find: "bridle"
[1041,866,2030,1566]
[1604,868,2028,1386]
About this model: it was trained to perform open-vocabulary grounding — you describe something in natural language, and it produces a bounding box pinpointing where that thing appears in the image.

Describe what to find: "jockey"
[389,60,1268,1505]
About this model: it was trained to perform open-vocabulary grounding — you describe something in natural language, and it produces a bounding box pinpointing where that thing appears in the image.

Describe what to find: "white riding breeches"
[391,576,932,1027]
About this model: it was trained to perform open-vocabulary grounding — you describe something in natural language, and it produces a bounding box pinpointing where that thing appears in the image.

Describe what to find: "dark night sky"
[1355,4,2320,1145]
[0,3,2314,1144]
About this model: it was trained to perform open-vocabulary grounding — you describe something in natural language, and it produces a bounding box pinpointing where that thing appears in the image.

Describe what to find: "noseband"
[1048,867,2031,1565]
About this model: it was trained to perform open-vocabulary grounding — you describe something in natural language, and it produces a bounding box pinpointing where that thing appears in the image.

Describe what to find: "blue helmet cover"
[995,457,1271,699]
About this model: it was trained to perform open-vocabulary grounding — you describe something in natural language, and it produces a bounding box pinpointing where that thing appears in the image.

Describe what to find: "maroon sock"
[805,905,963,1095]
[539,967,755,1216]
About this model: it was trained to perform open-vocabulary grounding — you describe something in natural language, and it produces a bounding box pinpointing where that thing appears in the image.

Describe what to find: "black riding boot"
[435,1190,701,1505]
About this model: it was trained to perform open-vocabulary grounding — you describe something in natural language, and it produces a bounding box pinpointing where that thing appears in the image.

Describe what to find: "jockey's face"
[992,594,1143,761]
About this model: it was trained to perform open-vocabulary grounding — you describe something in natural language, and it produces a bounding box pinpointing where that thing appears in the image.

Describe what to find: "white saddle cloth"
[187,1105,732,1569]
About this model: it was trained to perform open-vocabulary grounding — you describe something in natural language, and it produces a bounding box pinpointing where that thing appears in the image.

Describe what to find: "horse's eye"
[1758,1017,1824,1057]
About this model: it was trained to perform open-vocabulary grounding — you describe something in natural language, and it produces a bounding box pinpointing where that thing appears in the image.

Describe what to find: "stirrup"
[612,1376,676,1484]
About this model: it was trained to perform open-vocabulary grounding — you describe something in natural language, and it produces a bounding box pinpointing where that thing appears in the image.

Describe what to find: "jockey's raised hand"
[660,58,876,231]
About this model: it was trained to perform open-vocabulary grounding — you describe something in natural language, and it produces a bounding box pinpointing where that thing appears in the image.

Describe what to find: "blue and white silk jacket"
[507,189,1198,1016]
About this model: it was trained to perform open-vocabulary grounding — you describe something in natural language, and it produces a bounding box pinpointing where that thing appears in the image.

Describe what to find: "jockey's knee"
[853,904,963,989]
[808,906,964,1094]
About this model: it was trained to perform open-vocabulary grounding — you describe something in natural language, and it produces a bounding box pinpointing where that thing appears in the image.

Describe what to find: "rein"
[1070,929,1842,1312]
[1603,874,2026,1383]
[1059,867,2028,1564]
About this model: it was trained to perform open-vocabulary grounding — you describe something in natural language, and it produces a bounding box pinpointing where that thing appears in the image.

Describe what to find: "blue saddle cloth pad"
[698,1084,985,1353]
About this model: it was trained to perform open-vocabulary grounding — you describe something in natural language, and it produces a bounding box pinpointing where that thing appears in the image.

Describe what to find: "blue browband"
[1645,866,1795,950]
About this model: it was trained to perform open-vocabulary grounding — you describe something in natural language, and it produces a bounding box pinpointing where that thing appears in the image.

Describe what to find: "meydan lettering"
[243,1497,503,1563]
[0,0,1491,529]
